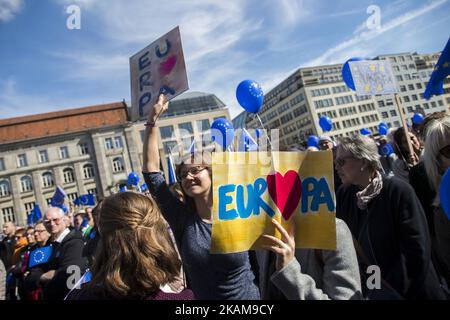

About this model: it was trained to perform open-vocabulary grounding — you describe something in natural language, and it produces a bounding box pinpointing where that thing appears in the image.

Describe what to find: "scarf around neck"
[356,170,383,210]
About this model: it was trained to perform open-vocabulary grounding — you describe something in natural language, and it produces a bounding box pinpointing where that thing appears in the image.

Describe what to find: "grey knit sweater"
[0,259,5,300]
[257,218,363,300]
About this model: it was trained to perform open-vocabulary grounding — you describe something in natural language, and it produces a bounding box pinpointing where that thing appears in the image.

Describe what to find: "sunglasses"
[439,145,450,159]
[334,156,354,167]
[179,166,207,180]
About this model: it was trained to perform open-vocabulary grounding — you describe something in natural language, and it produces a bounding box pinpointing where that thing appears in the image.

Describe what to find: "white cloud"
[0,0,23,22]
[304,0,448,66]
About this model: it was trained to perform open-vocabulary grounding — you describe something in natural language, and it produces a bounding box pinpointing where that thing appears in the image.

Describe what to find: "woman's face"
[179,165,212,198]
[335,149,365,185]
[401,132,421,154]
[34,224,50,244]
[26,229,35,244]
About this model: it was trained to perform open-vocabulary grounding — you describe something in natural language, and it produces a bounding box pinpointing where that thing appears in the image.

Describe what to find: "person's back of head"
[89,191,181,299]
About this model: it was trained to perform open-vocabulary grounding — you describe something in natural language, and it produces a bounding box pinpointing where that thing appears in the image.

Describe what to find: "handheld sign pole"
[394,93,417,166]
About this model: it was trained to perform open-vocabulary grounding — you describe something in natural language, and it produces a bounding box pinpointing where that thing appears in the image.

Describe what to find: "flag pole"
[394,93,417,166]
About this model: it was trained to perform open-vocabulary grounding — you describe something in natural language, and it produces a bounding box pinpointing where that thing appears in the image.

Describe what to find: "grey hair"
[423,115,450,192]
[337,135,382,171]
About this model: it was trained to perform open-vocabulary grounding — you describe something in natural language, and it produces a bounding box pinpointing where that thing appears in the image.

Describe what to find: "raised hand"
[262,218,296,271]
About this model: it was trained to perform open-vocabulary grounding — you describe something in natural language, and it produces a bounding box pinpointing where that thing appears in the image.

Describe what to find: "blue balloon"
[379,122,388,128]
[319,116,333,132]
[211,118,235,150]
[342,57,363,91]
[380,143,394,156]
[140,183,148,192]
[127,172,140,186]
[307,135,319,148]
[412,113,425,124]
[236,80,264,113]
[440,168,450,220]
[360,128,372,136]
[379,124,388,135]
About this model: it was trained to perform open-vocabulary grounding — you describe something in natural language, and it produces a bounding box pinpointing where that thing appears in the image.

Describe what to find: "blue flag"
[27,213,34,226]
[75,194,95,206]
[119,186,127,193]
[168,154,177,185]
[140,183,148,192]
[424,38,450,100]
[238,128,258,152]
[28,246,53,268]
[51,186,66,207]
[33,203,42,222]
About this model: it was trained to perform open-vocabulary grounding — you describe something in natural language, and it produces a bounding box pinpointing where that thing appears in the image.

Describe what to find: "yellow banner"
[211,151,336,253]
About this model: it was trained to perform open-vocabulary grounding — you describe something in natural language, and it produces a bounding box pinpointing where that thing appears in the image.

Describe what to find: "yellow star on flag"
[443,61,450,68]
[369,65,376,72]
[364,85,370,92]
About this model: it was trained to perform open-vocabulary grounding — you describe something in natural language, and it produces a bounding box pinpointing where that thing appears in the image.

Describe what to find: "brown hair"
[89,192,181,299]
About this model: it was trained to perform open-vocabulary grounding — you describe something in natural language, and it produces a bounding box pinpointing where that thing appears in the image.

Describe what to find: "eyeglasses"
[179,166,207,180]
[334,156,354,167]
[439,145,450,159]
[34,229,47,234]
[44,217,63,225]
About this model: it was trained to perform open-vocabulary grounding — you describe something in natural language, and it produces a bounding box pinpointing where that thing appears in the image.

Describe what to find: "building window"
[163,141,178,154]
[412,94,418,101]
[381,112,388,119]
[416,83,423,89]
[0,158,4,171]
[0,179,10,197]
[87,188,97,196]
[79,143,89,155]
[438,100,444,106]
[112,157,125,173]
[178,122,194,136]
[39,150,49,163]
[83,164,95,179]
[68,192,79,202]
[390,110,397,117]
[63,168,75,184]
[2,207,15,223]
[140,130,145,143]
[17,154,28,168]
[160,126,174,139]
[24,202,35,216]
[46,198,53,206]
[197,119,210,132]
[105,138,114,150]
[60,146,69,159]
[20,176,33,192]
[42,172,54,188]
[431,102,437,108]
[114,136,123,148]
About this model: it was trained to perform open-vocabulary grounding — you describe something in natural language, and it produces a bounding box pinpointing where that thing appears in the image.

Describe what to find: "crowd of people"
[0,95,449,300]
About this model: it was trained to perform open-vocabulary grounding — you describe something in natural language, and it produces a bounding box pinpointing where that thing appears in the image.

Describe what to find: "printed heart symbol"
[267,170,302,221]
[159,55,177,76]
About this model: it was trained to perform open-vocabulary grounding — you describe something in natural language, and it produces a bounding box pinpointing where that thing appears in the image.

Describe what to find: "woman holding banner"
[142,94,260,300]
[258,218,362,300]
[335,135,445,299]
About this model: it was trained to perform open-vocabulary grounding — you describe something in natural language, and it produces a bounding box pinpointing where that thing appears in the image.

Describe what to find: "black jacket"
[0,236,16,270]
[337,176,444,299]
[42,229,87,300]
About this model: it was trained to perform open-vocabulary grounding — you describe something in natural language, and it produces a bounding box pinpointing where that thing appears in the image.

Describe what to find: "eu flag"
[79,194,95,206]
[424,37,450,100]
[51,186,66,207]
[27,203,42,225]
[28,246,53,268]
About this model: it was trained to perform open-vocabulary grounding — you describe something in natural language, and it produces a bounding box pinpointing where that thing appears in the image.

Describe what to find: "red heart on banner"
[266,170,302,221]
[159,55,177,76]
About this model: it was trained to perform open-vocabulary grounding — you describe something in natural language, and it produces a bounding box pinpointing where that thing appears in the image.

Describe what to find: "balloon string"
[255,114,273,151]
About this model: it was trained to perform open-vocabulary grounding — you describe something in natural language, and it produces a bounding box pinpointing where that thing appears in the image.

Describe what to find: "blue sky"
[0,0,449,119]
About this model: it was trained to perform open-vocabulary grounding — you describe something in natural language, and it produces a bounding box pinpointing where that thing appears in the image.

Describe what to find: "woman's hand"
[262,218,296,271]
[148,94,169,123]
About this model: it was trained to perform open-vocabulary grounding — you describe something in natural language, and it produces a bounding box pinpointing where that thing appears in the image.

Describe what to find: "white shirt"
[55,228,70,243]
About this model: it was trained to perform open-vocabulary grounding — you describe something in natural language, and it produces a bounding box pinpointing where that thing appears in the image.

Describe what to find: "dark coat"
[0,236,16,270]
[42,229,87,300]
[336,175,445,299]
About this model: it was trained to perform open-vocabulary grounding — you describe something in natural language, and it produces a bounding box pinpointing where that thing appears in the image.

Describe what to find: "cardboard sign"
[211,151,337,254]
[129,26,189,120]
[349,60,398,96]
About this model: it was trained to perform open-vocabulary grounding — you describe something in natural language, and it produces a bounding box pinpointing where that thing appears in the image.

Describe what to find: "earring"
[360,167,364,172]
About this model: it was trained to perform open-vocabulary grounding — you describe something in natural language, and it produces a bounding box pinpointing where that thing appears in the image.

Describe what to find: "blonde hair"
[423,115,450,192]
[89,192,181,299]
